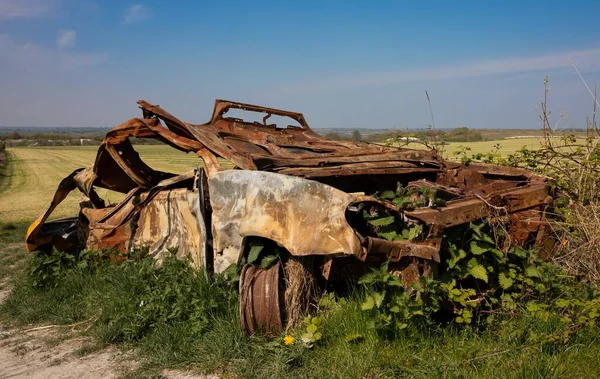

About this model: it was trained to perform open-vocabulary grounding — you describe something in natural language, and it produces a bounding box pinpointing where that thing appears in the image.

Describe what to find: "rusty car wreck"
[25,99,554,335]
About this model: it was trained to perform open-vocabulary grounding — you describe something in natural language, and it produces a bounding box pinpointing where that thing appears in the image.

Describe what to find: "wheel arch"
[208,170,364,259]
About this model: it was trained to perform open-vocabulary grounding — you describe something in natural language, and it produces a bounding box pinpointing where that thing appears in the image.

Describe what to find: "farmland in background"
[0,146,226,223]
[0,138,543,223]
[399,137,543,155]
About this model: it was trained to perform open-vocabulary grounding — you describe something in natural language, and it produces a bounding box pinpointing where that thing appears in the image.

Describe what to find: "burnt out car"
[26,100,554,335]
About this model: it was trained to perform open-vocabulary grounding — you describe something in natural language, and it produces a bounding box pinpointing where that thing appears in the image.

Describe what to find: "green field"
[0,146,207,223]
[398,137,544,156]
[0,139,544,224]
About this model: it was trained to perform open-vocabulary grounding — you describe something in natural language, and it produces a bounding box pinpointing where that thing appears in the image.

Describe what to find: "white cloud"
[57,30,76,50]
[123,4,149,24]
[0,0,60,20]
[283,47,600,93]
[0,34,107,70]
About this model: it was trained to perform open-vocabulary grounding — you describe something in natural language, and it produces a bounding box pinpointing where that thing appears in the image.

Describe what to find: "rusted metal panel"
[364,237,441,263]
[131,188,206,269]
[208,170,363,263]
[404,184,551,227]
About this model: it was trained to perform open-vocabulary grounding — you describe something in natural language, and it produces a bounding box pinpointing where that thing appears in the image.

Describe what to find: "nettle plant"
[358,216,600,338]
[358,182,445,243]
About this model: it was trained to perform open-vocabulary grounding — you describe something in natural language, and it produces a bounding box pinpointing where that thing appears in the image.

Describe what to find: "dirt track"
[0,253,207,379]
[0,327,133,379]
[0,323,207,379]
[0,275,136,379]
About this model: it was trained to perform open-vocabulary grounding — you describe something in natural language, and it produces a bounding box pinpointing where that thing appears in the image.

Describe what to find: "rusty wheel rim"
[239,261,285,336]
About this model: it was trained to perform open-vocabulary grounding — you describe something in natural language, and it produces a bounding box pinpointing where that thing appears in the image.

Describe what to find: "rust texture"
[24,98,555,335]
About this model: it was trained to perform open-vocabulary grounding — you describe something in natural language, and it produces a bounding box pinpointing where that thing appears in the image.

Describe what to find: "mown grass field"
[0,139,543,224]
[0,146,210,223]
[404,137,544,155]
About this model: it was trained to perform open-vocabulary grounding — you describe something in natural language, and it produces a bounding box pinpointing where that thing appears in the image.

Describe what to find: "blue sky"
[2,0,600,129]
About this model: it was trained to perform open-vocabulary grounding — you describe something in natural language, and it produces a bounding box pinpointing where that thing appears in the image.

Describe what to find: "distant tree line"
[322,127,485,143]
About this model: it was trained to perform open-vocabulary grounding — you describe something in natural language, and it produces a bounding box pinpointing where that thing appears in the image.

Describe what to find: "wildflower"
[560,239,568,248]
[283,335,295,345]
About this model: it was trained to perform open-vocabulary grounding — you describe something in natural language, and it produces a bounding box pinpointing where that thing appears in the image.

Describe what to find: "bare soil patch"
[0,326,136,379]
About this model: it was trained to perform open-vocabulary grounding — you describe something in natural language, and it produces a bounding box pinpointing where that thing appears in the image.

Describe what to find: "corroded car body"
[26,100,554,335]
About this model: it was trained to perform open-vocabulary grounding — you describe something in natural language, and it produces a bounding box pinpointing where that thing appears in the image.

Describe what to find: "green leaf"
[301,333,313,345]
[480,233,495,244]
[490,248,504,260]
[470,241,489,255]
[222,264,239,278]
[467,259,489,283]
[345,333,365,343]
[469,222,484,237]
[408,225,422,241]
[396,322,408,330]
[447,248,467,269]
[312,332,322,341]
[379,231,397,241]
[373,291,386,308]
[361,296,375,310]
[525,266,541,278]
[369,216,395,227]
[510,246,528,259]
[260,255,278,269]
[395,182,405,195]
[526,301,541,312]
[393,197,415,210]
[387,276,404,287]
[247,244,264,264]
[379,190,396,199]
[307,323,318,334]
[498,272,513,290]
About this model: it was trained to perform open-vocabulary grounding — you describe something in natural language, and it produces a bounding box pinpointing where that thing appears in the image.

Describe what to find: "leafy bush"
[358,177,599,338]
[29,248,78,287]
[359,222,599,339]
[29,247,127,287]
[15,246,237,343]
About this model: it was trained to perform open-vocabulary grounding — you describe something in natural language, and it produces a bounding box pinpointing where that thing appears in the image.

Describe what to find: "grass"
[0,222,29,285]
[397,137,544,157]
[0,239,598,378]
[0,224,597,378]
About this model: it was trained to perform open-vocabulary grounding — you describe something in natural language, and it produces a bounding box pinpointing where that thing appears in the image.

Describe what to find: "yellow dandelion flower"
[283,335,295,345]
[560,239,568,248]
